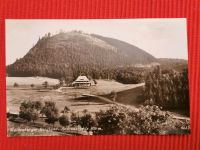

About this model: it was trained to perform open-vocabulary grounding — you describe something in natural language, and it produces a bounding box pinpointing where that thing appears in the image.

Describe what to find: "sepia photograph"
[6,19,190,136]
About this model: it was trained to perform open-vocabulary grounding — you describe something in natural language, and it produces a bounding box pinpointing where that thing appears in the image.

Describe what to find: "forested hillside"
[91,34,156,64]
[6,31,157,80]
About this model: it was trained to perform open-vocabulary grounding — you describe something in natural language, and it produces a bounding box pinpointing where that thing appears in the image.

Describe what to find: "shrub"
[61,106,70,114]
[45,115,58,125]
[70,112,81,127]
[13,82,19,87]
[41,101,59,126]
[93,79,97,85]
[96,105,129,135]
[30,84,35,88]
[94,104,187,135]
[59,115,70,127]
[53,84,60,89]
[79,111,96,134]
[42,81,49,89]
[126,105,170,134]
[19,101,41,122]
[59,78,65,86]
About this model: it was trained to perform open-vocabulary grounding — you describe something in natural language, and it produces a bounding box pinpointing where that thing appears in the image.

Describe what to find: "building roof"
[73,76,90,84]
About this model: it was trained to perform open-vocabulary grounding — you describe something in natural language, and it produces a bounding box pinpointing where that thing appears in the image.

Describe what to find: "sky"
[6,19,188,65]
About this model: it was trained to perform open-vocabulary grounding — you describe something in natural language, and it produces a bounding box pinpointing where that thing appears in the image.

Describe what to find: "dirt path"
[82,94,138,110]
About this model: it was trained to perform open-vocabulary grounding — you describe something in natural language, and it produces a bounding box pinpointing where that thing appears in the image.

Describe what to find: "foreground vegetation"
[8,100,190,136]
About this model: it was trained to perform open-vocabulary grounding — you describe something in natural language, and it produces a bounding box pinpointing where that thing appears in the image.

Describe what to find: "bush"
[42,81,49,89]
[45,115,58,125]
[61,106,70,114]
[70,112,81,127]
[19,101,41,122]
[53,84,61,89]
[126,105,170,134]
[41,101,59,126]
[79,111,96,133]
[13,82,19,87]
[59,115,70,127]
[59,78,65,86]
[144,99,154,106]
[96,105,129,135]
[93,79,97,85]
[94,104,189,135]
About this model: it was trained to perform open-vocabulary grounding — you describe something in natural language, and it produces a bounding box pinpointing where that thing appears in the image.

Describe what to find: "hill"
[91,34,156,64]
[6,31,157,79]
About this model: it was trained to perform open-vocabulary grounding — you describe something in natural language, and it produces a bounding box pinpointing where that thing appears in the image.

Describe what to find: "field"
[6,77,59,86]
[6,77,144,113]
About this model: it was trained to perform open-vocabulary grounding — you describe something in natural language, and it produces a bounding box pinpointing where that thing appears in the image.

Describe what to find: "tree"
[41,101,59,126]
[125,105,169,134]
[42,81,49,89]
[144,67,189,109]
[30,109,39,123]
[61,106,70,114]
[93,79,97,85]
[71,112,81,127]
[45,114,58,126]
[70,112,81,133]
[59,115,70,127]
[34,101,43,111]
[30,84,35,88]
[96,105,128,135]
[79,111,96,134]
[47,32,51,37]
[59,78,65,87]
[94,104,181,135]
[19,101,40,123]
[19,109,34,122]
[13,82,19,87]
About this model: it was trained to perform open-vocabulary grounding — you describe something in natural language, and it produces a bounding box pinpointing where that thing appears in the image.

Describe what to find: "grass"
[103,86,145,107]
[6,77,59,86]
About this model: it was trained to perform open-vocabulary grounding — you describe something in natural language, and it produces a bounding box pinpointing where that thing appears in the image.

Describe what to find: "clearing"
[6,77,144,114]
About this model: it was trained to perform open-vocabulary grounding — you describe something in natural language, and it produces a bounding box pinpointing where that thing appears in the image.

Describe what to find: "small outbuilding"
[72,76,91,88]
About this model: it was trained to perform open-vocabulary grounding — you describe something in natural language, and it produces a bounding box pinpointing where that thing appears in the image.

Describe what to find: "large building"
[72,76,91,88]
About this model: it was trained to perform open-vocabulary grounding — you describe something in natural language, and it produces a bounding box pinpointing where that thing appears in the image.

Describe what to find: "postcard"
[6,19,190,136]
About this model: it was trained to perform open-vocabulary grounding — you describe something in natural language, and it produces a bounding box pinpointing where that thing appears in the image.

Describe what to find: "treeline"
[114,68,145,84]
[84,67,148,84]
[158,58,188,72]
[7,58,148,84]
[144,66,189,110]
[8,101,190,135]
